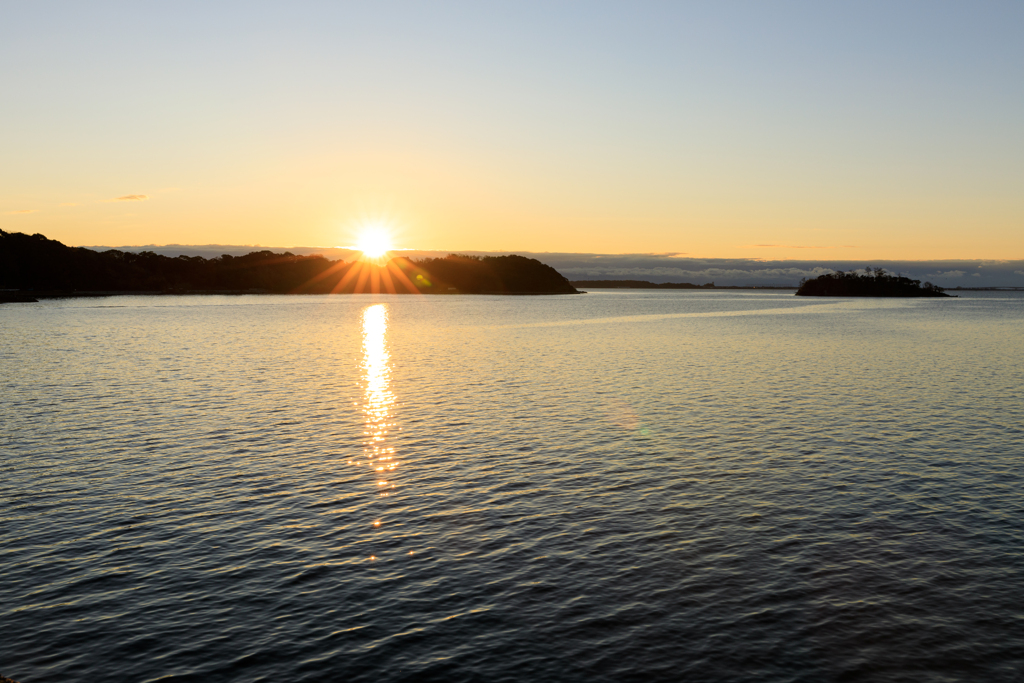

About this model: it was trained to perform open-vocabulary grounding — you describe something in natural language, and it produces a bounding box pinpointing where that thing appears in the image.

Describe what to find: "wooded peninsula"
[0,231,578,297]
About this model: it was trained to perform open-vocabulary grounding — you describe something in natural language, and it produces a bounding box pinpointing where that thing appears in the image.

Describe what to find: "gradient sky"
[2,1,1022,259]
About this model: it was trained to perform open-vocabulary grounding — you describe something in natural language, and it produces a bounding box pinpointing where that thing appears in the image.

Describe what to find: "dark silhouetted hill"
[796,268,950,297]
[0,231,578,296]
[410,254,577,294]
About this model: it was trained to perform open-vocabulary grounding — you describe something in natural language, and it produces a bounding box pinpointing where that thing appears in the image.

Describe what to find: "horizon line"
[75,243,1024,264]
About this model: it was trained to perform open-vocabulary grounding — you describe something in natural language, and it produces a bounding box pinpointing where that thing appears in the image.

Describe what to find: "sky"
[2,1,1023,260]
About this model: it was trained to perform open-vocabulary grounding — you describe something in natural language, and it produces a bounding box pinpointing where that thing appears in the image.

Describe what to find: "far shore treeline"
[0,231,578,296]
[568,280,798,290]
[570,279,716,289]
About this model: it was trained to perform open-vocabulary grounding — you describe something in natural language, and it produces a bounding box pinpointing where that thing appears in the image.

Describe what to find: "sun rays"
[286,220,429,294]
[355,226,393,260]
[349,222,397,266]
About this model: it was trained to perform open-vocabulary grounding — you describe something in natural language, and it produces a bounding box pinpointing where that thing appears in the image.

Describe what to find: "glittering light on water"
[361,304,397,497]
[360,303,400,562]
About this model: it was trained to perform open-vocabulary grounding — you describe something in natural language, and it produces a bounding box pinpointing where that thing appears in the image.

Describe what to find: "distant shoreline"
[570,280,797,290]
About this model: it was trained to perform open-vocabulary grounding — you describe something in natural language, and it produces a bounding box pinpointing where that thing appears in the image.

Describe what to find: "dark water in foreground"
[2,291,1023,683]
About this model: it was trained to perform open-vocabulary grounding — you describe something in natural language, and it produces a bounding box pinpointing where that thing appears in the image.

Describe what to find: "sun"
[355,226,393,259]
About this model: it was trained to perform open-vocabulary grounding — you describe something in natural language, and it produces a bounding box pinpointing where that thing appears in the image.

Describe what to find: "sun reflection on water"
[361,304,396,497]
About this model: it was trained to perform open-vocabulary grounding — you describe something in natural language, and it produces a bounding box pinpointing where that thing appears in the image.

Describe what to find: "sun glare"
[356,227,393,259]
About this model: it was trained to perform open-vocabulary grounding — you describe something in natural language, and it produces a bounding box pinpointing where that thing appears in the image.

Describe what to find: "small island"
[796,268,950,297]
[0,231,579,297]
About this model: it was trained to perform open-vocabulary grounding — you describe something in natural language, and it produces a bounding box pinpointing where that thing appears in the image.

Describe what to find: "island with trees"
[795,268,950,297]
[0,230,579,298]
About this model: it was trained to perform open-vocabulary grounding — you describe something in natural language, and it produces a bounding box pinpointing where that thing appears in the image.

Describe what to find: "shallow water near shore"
[2,290,1023,682]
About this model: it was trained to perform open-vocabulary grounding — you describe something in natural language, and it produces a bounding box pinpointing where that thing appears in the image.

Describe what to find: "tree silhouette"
[796,268,949,297]
[0,230,579,296]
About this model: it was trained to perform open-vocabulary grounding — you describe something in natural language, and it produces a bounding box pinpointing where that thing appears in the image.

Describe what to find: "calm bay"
[2,290,1023,682]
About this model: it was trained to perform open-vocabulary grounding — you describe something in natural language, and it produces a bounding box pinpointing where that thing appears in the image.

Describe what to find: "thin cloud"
[559,265,839,281]
[751,244,821,248]
[749,244,857,249]
[108,194,150,202]
[5,209,37,214]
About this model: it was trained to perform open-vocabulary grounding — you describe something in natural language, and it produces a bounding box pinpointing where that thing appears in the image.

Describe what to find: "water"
[2,290,1023,683]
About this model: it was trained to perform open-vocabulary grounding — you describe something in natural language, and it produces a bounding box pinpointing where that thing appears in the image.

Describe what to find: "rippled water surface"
[3,291,1023,682]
